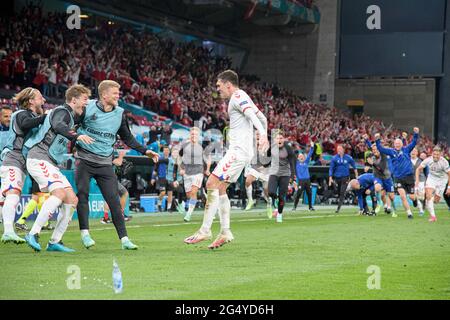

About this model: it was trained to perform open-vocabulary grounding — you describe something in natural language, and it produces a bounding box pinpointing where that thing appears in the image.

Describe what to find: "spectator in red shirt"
[171,98,182,122]
[0,57,11,85]
[159,94,169,117]
[13,56,26,87]
[181,114,192,126]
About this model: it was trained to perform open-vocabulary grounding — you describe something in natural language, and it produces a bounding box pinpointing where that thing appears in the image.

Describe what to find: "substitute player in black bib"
[75,80,159,250]
[1,88,46,244]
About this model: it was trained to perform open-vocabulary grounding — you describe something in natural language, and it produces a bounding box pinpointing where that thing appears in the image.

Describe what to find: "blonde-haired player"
[24,84,93,252]
[179,126,211,222]
[74,80,159,250]
[1,88,47,244]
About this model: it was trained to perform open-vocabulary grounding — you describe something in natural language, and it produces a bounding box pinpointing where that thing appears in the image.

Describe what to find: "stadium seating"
[0,3,448,162]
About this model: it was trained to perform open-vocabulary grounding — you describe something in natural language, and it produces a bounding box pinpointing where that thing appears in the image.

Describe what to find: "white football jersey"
[420,156,450,180]
[227,89,261,159]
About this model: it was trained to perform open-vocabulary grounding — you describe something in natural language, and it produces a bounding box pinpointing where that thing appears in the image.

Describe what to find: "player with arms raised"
[415,147,450,222]
[375,127,420,219]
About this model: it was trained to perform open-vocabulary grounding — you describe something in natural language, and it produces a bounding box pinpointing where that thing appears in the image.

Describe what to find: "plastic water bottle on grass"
[112,259,123,294]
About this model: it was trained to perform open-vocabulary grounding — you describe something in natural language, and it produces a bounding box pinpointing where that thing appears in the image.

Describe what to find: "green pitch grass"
[1,205,450,300]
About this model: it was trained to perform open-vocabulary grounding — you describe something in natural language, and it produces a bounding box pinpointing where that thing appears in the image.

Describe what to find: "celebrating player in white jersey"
[415,147,450,222]
[184,70,268,249]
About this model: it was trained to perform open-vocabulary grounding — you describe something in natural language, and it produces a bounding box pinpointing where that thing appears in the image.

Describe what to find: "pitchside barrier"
[13,161,439,221]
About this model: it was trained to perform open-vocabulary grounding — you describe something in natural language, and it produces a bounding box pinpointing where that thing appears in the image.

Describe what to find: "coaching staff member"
[328,145,358,213]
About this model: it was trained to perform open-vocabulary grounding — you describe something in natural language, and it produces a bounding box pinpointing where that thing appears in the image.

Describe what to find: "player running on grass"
[179,127,211,222]
[267,130,297,223]
[415,146,450,222]
[375,127,419,219]
[1,88,46,244]
[24,84,94,252]
[184,70,268,249]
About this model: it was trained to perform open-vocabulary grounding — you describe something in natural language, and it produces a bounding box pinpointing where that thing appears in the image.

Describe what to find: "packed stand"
[0,3,448,162]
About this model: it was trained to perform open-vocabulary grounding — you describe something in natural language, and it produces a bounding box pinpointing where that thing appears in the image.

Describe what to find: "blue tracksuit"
[356,173,376,210]
[295,147,314,181]
[154,155,169,179]
[375,133,419,179]
[358,173,376,191]
[329,154,356,178]
[356,185,375,210]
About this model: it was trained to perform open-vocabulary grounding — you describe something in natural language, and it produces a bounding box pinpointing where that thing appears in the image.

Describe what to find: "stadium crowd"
[0,3,448,163]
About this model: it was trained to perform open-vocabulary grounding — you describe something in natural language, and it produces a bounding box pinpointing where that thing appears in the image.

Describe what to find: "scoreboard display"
[339,0,446,78]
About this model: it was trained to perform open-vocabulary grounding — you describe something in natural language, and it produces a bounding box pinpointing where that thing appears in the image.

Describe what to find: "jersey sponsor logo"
[239,101,248,107]
[86,127,115,140]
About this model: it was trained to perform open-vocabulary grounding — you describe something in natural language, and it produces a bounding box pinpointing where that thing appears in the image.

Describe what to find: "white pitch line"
[84,213,356,232]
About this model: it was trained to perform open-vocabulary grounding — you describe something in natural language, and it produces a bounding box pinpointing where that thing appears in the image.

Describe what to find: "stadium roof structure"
[71,0,320,43]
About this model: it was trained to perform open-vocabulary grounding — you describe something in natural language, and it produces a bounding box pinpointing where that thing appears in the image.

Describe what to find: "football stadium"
[0,0,450,304]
